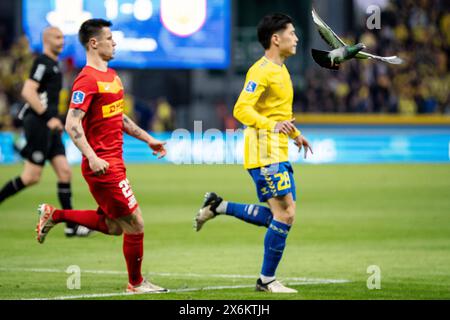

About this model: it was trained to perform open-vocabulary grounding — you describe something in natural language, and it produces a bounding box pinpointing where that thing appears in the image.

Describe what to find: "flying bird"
[311,8,403,70]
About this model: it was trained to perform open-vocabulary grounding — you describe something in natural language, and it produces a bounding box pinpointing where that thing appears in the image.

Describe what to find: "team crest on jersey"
[71,91,85,104]
[245,81,258,93]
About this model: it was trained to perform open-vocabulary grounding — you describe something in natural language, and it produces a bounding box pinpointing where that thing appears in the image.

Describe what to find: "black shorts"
[20,112,66,166]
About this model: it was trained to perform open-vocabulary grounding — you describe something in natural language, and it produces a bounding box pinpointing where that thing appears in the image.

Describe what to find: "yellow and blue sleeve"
[233,68,277,132]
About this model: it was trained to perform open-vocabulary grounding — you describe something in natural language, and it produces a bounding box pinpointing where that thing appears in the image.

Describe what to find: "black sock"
[57,182,76,230]
[57,182,72,209]
[0,177,26,203]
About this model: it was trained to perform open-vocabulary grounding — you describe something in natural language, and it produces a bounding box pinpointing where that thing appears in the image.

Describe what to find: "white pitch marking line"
[0,267,350,300]
[0,267,350,284]
[28,281,350,300]
[28,285,257,300]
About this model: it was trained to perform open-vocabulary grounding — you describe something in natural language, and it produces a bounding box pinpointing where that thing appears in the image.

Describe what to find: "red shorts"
[84,174,139,220]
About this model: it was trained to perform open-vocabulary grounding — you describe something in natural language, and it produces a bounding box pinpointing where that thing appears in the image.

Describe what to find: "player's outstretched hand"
[88,156,110,176]
[294,135,314,159]
[149,139,167,159]
[275,119,297,135]
[47,117,64,133]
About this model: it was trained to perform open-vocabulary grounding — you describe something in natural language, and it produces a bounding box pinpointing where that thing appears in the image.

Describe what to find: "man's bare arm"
[122,114,167,159]
[65,109,110,174]
[122,114,152,143]
[21,79,46,114]
[22,79,63,131]
[65,109,96,158]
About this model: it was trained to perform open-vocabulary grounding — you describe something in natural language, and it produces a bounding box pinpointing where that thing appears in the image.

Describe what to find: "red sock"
[123,233,144,286]
[52,209,110,234]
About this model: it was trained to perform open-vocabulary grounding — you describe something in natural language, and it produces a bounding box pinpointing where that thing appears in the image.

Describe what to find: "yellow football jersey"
[233,56,301,169]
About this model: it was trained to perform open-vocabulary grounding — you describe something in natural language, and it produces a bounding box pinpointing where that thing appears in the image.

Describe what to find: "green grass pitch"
[0,163,449,300]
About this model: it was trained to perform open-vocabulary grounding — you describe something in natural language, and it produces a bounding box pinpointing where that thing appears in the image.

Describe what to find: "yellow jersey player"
[194,13,313,293]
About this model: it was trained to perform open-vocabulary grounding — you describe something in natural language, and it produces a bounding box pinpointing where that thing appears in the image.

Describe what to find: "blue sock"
[225,202,273,227]
[261,220,291,278]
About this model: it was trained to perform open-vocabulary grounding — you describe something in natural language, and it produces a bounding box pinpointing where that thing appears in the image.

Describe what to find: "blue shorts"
[247,162,296,203]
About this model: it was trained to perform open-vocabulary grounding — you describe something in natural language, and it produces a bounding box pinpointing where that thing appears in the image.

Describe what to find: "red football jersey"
[69,66,125,180]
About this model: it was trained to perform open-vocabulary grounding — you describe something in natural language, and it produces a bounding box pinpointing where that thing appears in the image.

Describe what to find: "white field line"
[28,285,257,300]
[28,281,347,300]
[0,267,350,300]
[0,267,350,284]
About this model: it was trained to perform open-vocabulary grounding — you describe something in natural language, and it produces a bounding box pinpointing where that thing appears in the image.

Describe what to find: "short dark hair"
[78,19,112,48]
[257,13,294,50]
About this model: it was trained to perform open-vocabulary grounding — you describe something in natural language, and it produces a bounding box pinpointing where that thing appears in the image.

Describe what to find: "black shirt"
[21,54,62,119]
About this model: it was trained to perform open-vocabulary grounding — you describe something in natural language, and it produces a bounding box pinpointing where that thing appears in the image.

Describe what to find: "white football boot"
[255,279,298,293]
[126,279,169,294]
[193,192,223,232]
[65,225,94,237]
[36,203,57,244]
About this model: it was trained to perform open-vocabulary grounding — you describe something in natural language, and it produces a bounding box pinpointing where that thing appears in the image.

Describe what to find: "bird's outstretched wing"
[312,8,404,65]
[312,8,347,49]
[356,51,404,64]
[311,49,340,70]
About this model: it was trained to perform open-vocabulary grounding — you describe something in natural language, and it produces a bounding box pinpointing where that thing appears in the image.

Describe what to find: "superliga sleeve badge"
[245,81,258,93]
[71,91,86,104]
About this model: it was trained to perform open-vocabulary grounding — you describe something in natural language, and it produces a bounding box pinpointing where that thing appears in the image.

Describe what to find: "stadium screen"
[22,0,231,69]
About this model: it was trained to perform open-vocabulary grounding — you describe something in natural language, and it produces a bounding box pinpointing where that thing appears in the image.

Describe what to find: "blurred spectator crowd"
[0,0,449,133]
[0,35,175,132]
[0,35,33,130]
[298,0,450,114]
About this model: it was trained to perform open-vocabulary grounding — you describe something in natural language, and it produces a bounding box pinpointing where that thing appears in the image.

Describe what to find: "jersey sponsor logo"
[32,64,46,82]
[97,76,123,94]
[71,91,85,104]
[245,81,258,93]
[102,99,124,118]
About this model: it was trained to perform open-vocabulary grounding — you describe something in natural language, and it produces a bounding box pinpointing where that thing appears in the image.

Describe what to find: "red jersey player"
[35,19,169,293]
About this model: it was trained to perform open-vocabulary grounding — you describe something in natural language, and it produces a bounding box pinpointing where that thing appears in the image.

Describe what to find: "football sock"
[52,208,110,234]
[123,233,144,286]
[225,202,273,227]
[57,182,72,209]
[0,176,26,204]
[215,200,228,214]
[261,219,291,278]
[57,182,77,230]
[260,275,276,284]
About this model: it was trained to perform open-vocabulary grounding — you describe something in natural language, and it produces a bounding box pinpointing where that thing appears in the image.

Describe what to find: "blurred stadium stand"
[302,0,450,117]
[0,0,450,129]
[0,0,448,133]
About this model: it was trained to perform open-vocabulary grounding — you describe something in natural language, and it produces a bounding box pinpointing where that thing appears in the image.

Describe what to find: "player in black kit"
[0,26,91,237]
